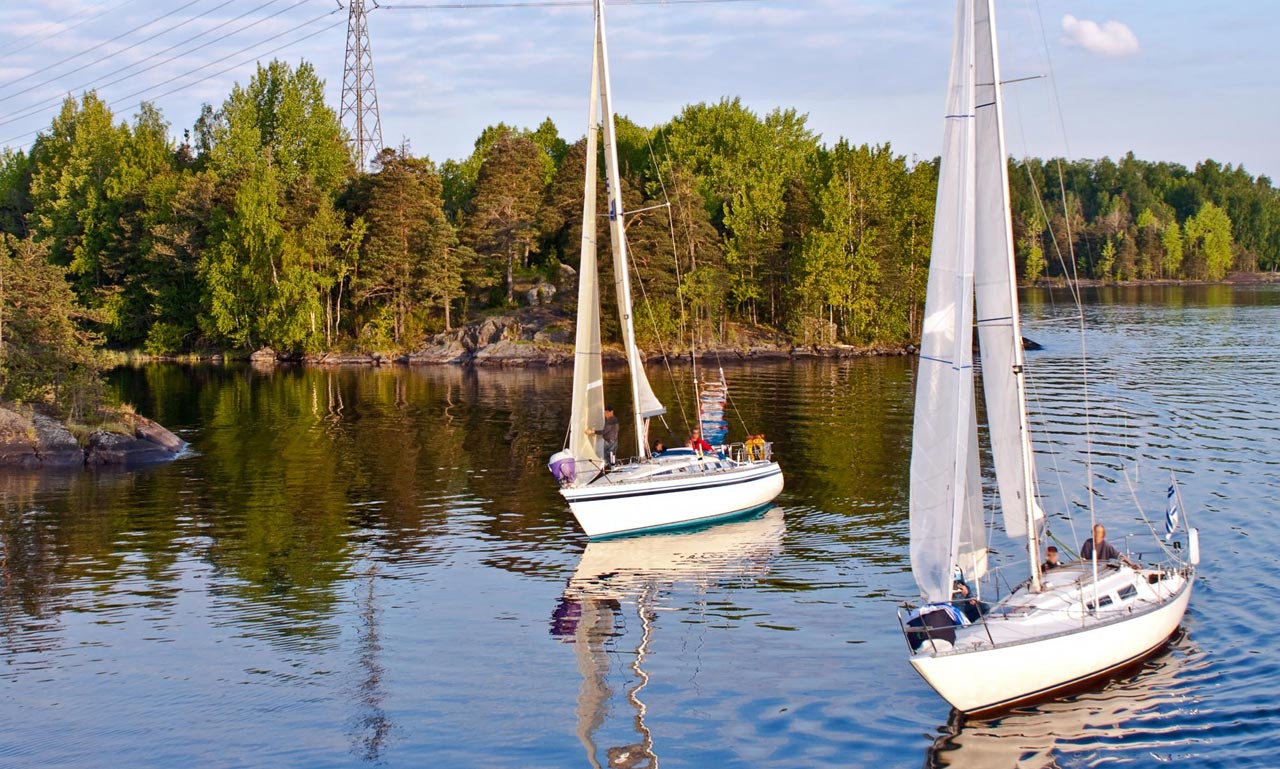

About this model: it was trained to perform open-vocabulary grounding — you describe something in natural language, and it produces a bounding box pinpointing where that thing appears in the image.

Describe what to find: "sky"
[1,0,1276,179]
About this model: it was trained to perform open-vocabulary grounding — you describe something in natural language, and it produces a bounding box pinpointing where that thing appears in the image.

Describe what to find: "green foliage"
[0,235,106,419]
[6,74,1280,363]
[461,134,547,306]
[1184,201,1235,280]
[351,148,457,346]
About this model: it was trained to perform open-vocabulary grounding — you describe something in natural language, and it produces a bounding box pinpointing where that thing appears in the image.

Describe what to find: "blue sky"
[2,0,1276,179]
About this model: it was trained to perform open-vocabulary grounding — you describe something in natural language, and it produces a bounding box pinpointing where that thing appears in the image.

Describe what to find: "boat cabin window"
[1118,585,1138,602]
[1086,595,1114,612]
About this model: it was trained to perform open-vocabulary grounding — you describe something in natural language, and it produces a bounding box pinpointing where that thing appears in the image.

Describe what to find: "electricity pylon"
[340,0,384,172]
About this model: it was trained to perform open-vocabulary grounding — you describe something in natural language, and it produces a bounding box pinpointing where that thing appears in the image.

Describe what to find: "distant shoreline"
[115,274,1278,369]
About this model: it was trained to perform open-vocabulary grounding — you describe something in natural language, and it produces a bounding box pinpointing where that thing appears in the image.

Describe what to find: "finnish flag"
[1164,482,1180,541]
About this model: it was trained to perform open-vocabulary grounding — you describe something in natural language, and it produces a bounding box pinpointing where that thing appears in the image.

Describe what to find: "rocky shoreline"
[225,310,915,368]
[128,273,1280,369]
[0,405,185,469]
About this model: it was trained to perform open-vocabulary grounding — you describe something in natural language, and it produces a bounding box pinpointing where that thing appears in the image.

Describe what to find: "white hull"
[908,563,1195,713]
[562,456,783,538]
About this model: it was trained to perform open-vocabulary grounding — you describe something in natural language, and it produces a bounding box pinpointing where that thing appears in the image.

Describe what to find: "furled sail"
[970,0,1041,540]
[567,21,606,469]
[596,0,665,425]
[909,0,988,604]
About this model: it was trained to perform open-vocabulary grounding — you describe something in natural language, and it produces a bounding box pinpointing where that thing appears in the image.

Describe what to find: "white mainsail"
[567,18,606,468]
[909,0,987,605]
[595,0,665,458]
[970,0,1042,546]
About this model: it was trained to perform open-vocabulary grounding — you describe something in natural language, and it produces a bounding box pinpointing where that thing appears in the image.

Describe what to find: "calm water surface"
[2,285,1277,768]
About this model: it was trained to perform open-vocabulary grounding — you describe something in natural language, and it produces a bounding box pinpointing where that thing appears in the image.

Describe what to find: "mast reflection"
[551,507,786,768]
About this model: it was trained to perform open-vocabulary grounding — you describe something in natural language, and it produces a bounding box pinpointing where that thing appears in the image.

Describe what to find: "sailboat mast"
[597,0,649,459]
[976,0,1042,590]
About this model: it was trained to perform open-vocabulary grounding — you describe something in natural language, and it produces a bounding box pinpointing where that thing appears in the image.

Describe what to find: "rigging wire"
[0,0,310,131]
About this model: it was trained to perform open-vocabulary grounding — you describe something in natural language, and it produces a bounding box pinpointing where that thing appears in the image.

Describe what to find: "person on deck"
[951,579,985,623]
[587,405,620,464]
[1080,524,1136,568]
[1041,545,1061,572]
[687,429,713,453]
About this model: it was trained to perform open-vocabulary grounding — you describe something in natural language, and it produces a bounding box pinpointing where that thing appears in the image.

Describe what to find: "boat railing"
[900,552,1193,653]
[723,440,773,463]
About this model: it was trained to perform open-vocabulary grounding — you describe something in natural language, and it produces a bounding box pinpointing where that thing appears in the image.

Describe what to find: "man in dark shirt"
[599,405,619,463]
[1041,545,1061,571]
[1080,524,1135,567]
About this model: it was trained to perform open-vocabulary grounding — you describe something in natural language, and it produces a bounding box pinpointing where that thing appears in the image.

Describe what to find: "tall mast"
[972,0,1042,591]
[596,0,664,458]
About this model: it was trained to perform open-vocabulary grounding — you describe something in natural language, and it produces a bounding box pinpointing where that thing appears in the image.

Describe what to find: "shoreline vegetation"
[2,58,1279,443]
[119,271,1279,369]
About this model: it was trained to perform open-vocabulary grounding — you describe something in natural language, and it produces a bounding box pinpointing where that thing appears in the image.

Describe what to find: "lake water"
[2,285,1277,768]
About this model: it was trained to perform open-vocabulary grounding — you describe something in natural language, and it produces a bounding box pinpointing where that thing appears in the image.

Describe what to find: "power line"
[0,0,242,106]
[375,0,765,8]
[1,8,345,146]
[6,0,144,58]
[0,0,205,93]
[0,0,314,131]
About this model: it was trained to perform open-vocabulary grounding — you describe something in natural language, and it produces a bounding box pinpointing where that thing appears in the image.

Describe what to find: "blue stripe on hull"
[565,466,782,504]
[587,502,779,541]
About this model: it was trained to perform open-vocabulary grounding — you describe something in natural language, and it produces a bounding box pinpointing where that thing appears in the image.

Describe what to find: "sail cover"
[566,18,605,470]
[971,0,1041,540]
[910,0,988,604]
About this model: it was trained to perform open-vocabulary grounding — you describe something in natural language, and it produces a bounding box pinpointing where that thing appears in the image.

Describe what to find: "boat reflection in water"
[550,506,786,769]
[925,630,1204,768]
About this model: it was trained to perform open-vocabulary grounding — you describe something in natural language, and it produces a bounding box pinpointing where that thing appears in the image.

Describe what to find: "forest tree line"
[1,58,1278,415]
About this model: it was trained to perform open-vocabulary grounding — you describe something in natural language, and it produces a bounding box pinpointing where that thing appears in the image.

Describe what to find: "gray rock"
[0,406,39,467]
[32,413,84,466]
[85,431,176,466]
[126,413,185,454]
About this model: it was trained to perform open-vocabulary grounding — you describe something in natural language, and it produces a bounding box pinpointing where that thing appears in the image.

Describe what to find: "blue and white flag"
[1164,481,1180,541]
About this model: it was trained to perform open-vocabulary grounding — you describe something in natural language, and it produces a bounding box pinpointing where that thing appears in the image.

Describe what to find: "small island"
[0,404,184,468]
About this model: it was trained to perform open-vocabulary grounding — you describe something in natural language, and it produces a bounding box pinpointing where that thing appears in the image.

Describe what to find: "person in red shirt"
[687,429,713,453]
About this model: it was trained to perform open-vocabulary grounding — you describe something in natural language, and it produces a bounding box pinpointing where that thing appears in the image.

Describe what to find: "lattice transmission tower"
[340,0,384,172]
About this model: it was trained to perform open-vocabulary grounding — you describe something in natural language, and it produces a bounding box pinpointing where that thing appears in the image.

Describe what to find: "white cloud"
[1061,14,1140,57]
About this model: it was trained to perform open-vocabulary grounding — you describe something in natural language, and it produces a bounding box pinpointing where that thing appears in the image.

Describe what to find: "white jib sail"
[970,0,1041,541]
[567,17,606,470]
[909,0,987,604]
[595,0,665,446]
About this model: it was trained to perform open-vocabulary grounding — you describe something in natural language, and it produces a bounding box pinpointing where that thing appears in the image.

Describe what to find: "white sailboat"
[547,0,783,539]
[900,0,1200,715]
